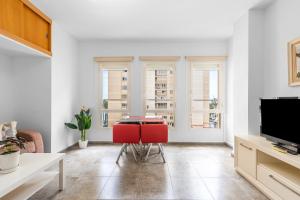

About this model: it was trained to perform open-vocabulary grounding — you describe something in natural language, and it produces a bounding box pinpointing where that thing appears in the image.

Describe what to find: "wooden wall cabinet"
[0,0,52,56]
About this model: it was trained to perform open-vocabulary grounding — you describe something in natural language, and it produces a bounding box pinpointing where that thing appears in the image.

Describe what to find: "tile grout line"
[166,161,177,199]
[96,164,117,199]
[189,160,216,200]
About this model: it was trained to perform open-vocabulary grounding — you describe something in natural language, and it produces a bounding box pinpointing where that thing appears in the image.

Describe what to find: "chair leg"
[130,144,138,162]
[132,144,140,155]
[144,143,152,161]
[158,144,166,163]
[124,144,128,154]
[116,144,126,164]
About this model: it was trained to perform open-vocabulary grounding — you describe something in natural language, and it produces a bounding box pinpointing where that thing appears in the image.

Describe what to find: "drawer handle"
[269,174,300,196]
[240,143,252,151]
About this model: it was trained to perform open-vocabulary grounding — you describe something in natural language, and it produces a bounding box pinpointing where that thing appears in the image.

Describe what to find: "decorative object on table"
[10,121,17,137]
[0,136,26,174]
[65,106,92,149]
[0,121,18,138]
[0,123,10,139]
[288,37,300,86]
[0,124,4,141]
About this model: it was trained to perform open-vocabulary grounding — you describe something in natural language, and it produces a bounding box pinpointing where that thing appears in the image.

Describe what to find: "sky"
[209,70,218,99]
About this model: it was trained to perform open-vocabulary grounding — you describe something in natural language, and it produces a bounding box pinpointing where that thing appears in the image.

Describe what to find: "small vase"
[0,124,4,141]
[10,121,17,137]
[79,140,88,149]
[0,151,20,174]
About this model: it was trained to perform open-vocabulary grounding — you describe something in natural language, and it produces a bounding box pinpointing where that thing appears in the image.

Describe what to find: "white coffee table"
[0,153,65,200]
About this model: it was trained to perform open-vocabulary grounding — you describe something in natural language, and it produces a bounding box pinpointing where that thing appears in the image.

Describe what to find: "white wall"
[51,22,80,153]
[226,0,300,146]
[0,53,14,122]
[225,38,235,146]
[0,22,80,153]
[11,56,52,152]
[263,0,300,97]
[225,13,249,146]
[79,41,228,142]
[248,9,264,135]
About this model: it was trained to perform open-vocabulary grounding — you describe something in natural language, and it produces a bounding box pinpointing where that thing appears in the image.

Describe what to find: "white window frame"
[97,62,131,128]
[187,59,224,129]
[142,61,176,127]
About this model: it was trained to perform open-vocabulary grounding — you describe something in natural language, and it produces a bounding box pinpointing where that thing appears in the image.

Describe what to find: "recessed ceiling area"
[32,0,270,41]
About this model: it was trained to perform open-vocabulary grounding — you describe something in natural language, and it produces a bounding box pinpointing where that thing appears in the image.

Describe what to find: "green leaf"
[75,114,81,121]
[65,123,78,129]
[80,110,85,117]
[77,118,85,131]
[85,117,92,129]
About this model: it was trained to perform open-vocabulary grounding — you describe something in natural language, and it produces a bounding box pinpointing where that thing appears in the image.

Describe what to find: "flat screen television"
[260,98,300,148]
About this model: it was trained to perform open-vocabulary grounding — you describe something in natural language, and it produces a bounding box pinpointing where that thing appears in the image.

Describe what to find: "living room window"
[187,57,225,129]
[95,57,133,128]
[140,57,179,127]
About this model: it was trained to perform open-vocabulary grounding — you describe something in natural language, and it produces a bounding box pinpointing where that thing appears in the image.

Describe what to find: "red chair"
[141,122,168,162]
[113,123,140,164]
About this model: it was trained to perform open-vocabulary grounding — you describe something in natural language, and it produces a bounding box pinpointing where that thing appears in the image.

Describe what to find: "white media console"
[235,135,300,200]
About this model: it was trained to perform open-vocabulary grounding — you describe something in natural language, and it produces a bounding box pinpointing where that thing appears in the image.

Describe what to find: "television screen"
[260,98,300,146]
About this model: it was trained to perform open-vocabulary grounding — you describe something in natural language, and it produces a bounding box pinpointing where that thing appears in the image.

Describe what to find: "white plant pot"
[0,151,20,174]
[79,140,88,149]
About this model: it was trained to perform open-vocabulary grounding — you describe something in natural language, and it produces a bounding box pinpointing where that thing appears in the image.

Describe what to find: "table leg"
[59,159,65,191]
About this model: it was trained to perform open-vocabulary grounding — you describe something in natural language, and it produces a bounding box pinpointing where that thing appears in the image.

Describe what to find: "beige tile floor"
[29,144,268,200]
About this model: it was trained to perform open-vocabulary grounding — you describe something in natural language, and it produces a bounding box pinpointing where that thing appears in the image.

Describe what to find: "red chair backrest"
[141,124,168,144]
[113,124,140,144]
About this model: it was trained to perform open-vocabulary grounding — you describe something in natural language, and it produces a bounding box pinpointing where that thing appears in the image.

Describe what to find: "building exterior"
[145,68,175,127]
[103,69,128,127]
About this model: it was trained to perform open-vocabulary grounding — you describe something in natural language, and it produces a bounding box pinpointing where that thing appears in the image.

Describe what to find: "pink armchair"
[17,130,44,153]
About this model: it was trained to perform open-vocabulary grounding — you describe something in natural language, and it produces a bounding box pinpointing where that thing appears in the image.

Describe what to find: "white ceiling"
[32,0,270,41]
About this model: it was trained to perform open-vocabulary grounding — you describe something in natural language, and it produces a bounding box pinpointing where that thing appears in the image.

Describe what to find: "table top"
[0,153,64,197]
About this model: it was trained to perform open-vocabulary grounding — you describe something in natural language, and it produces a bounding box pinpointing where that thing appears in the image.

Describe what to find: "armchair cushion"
[17,130,44,153]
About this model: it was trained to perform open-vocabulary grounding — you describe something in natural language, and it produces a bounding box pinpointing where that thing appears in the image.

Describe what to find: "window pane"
[146,112,175,127]
[100,64,129,128]
[145,100,175,110]
[190,63,222,129]
[101,112,129,128]
[102,99,128,110]
[191,99,219,112]
[191,69,218,100]
[191,112,221,128]
[144,64,176,127]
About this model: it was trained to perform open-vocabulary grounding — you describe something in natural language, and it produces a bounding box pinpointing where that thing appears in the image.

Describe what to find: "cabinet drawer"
[237,139,256,177]
[258,165,300,200]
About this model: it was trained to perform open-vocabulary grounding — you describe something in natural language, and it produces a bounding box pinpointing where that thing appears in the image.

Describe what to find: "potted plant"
[0,136,26,173]
[65,107,92,149]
